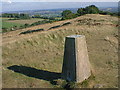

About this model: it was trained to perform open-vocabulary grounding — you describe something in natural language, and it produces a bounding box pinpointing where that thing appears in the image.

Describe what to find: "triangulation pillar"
[62,35,91,83]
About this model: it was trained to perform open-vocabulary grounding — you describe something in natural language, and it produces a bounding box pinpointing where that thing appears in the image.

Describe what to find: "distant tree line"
[61,5,120,20]
[2,13,59,20]
[2,13,30,19]
[32,15,59,20]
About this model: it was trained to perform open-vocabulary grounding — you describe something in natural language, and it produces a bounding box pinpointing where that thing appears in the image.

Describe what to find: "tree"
[2,13,30,19]
[49,17,55,20]
[118,12,120,16]
[85,5,99,14]
[62,10,76,20]
[62,10,72,16]
[99,10,111,15]
[77,5,99,16]
[24,23,29,28]
[2,27,8,33]
[77,8,87,16]
[19,13,30,19]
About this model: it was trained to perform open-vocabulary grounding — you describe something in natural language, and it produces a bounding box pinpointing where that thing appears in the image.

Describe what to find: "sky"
[1,0,120,3]
[1,0,119,12]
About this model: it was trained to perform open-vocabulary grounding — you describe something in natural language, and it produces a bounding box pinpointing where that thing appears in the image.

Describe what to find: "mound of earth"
[2,14,119,88]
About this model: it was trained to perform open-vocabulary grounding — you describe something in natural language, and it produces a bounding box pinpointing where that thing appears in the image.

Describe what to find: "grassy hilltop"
[2,14,119,88]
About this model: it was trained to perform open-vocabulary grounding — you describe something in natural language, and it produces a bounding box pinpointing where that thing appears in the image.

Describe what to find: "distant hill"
[1,8,78,17]
[2,6,118,18]
[99,7,118,13]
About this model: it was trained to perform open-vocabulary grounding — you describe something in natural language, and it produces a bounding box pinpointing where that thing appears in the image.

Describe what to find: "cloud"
[33,0,119,2]
[1,0,12,3]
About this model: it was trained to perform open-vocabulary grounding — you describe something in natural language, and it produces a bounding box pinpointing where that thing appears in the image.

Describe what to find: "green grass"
[1,18,23,29]
[1,18,45,29]
[2,21,23,28]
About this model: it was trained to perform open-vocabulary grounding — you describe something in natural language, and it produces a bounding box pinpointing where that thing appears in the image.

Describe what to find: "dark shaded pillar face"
[62,35,91,83]
[62,37,76,81]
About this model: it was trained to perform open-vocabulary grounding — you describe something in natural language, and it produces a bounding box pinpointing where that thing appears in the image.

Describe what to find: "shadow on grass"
[7,65,61,85]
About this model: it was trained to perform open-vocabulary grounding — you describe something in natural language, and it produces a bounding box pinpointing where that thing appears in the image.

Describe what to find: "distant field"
[2,21,23,28]
[2,18,23,28]
[6,18,44,24]
[2,18,45,29]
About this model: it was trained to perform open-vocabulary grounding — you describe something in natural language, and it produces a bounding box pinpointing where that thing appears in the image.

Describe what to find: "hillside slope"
[2,14,119,88]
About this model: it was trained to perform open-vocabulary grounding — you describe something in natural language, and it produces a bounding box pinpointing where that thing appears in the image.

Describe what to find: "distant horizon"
[1,6,118,14]
[1,2,118,13]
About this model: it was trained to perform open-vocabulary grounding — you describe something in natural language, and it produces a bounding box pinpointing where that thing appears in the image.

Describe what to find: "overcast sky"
[1,0,120,2]
[1,0,119,12]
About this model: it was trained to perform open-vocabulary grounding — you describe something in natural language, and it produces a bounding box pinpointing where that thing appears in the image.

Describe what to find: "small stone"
[56,79,66,86]
[56,53,59,55]
[93,84,104,88]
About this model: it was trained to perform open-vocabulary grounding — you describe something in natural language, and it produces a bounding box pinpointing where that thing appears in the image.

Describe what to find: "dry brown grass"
[2,14,118,88]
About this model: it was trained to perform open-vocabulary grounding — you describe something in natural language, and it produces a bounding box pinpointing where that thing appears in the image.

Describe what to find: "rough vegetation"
[20,29,44,34]
[2,14,119,88]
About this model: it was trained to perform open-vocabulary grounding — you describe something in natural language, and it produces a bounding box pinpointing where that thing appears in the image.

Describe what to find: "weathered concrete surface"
[62,35,91,83]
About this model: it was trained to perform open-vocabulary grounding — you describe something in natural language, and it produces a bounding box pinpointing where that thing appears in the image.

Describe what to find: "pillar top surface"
[66,35,85,38]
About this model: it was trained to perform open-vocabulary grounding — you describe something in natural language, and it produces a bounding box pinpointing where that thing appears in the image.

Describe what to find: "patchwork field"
[2,14,119,88]
[2,18,45,29]
[6,18,44,24]
[2,18,23,28]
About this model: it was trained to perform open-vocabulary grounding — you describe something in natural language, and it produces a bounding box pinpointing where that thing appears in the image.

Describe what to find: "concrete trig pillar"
[62,35,91,83]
